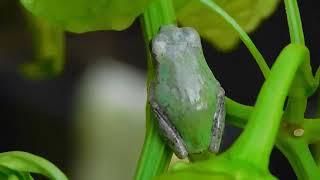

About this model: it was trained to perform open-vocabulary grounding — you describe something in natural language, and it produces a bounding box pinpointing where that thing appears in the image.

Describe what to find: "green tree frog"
[149,25,225,159]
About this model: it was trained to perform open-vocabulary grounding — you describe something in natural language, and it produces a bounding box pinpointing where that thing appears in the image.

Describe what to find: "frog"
[149,25,225,159]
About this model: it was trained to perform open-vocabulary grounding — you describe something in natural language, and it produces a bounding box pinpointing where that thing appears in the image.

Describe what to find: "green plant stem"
[311,145,320,167]
[224,100,320,144]
[283,56,317,124]
[225,97,251,128]
[276,135,320,180]
[315,68,320,86]
[310,95,320,167]
[199,0,270,78]
[283,0,309,125]
[134,0,176,179]
[284,0,320,169]
[283,97,307,124]
[0,166,30,179]
[303,118,320,143]
[0,151,68,180]
[226,44,309,170]
[134,115,172,180]
[284,0,305,45]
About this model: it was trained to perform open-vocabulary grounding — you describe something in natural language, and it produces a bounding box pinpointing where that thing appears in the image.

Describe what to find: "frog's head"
[151,25,202,65]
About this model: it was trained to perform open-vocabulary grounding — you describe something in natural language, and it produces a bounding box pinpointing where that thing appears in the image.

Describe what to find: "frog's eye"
[181,27,201,47]
[152,35,168,60]
[154,41,167,55]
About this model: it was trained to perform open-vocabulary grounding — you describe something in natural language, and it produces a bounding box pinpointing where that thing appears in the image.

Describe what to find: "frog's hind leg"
[150,101,188,159]
[209,87,226,153]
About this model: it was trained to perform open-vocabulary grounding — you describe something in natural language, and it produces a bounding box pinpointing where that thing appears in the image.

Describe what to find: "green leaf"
[20,0,153,33]
[174,0,280,51]
[0,151,68,180]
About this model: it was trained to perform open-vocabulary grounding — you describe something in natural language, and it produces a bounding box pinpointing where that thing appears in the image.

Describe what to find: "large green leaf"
[175,0,280,51]
[20,0,152,33]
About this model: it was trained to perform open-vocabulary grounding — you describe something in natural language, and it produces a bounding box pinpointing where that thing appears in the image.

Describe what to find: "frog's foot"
[150,101,188,159]
[209,87,226,153]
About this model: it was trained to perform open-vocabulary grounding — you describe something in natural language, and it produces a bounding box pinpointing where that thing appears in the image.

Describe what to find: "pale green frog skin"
[149,25,225,159]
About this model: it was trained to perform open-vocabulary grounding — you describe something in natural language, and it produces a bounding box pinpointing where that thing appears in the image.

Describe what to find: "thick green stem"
[226,44,309,170]
[134,112,172,180]
[310,95,320,167]
[282,52,316,125]
[225,97,251,128]
[0,151,68,180]
[284,0,305,45]
[311,145,320,167]
[283,97,307,124]
[283,0,310,125]
[134,0,176,179]
[277,136,320,180]
[303,118,320,143]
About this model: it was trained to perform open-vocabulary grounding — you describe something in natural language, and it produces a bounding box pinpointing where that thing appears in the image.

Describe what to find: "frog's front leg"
[150,101,189,159]
[209,87,226,153]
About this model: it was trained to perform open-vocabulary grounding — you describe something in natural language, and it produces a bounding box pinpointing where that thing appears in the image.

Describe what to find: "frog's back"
[150,25,221,153]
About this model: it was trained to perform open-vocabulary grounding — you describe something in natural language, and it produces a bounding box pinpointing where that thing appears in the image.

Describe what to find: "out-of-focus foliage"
[20,0,279,51]
[21,10,65,79]
[72,60,146,180]
[20,0,152,33]
[174,0,280,51]
[0,151,68,180]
